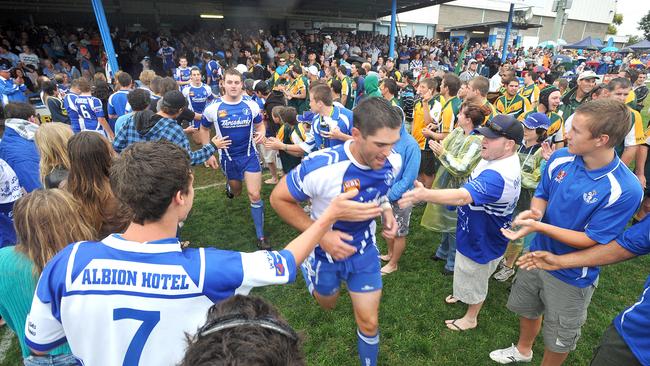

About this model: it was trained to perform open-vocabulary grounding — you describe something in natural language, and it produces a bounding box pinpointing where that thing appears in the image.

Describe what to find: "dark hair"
[460,101,488,128]
[526,71,539,82]
[116,72,132,88]
[621,68,639,84]
[181,295,304,366]
[330,79,342,95]
[42,80,58,97]
[606,77,632,92]
[337,65,348,75]
[575,99,631,148]
[127,89,150,112]
[158,77,178,96]
[353,97,402,137]
[150,76,163,95]
[310,84,333,106]
[442,73,461,96]
[190,66,201,74]
[110,141,191,225]
[381,78,398,96]
[4,102,36,120]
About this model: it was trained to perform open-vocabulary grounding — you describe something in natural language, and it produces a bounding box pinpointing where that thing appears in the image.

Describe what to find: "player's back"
[108,90,131,117]
[25,235,297,366]
[63,93,80,131]
[73,95,105,134]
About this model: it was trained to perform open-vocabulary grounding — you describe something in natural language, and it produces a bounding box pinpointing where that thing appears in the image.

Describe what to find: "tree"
[640,10,650,39]
[607,24,617,35]
[627,35,642,45]
[612,13,623,26]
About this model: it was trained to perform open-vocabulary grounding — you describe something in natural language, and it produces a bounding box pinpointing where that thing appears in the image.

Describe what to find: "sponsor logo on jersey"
[343,179,361,192]
[218,110,228,118]
[554,170,567,183]
[266,252,285,276]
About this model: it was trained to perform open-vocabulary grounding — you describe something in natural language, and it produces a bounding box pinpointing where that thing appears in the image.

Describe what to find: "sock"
[250,200,265,239]
[357,328,379,366]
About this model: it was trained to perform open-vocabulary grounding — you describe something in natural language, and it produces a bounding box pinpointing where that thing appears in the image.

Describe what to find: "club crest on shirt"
[554,170,567,183]
[242,107,251,116]
[384,170,395,186]
[218,110,228,118]
[583,190,598,204]
[343,179,361,193]
[266,252,285,276]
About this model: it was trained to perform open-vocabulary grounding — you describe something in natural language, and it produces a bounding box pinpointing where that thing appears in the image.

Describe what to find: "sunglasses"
[486,121,509,138]
[279,60,286,63]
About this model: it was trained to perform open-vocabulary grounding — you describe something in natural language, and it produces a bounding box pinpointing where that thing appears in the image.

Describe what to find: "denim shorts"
[24,354,79,366]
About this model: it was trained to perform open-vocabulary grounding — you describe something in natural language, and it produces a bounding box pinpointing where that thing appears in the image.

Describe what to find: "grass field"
[1,106,649,365]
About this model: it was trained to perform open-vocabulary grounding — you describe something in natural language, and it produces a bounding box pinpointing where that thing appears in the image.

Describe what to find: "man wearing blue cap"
[0,62,27,107]
[400,114,523,331]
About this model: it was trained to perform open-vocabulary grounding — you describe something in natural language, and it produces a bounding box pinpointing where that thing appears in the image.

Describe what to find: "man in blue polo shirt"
[108,72,133,129]
[400,114,522,332]
[515,214,650,366]
[490,99,643,365]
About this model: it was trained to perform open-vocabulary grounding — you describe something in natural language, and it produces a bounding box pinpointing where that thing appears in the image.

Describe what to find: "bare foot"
[379,254,392,262]
[445,318,477,331]
[264,178,279,185]
[380,264,398,275]
[445,295,460,304]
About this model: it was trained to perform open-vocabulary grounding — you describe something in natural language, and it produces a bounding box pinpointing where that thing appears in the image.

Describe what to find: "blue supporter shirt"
[174,67,191,86]
[309,105,353,152]
[613,216,650,366]
[205,60,222,86]
[201,97,262,159]
[157,46,175,70]
[530,148,643,287]
[108,90,131,117]
[73,95,107,136]
[23,234,296,365]
[458,153,521,264]
[63,92,80,133]
[182,83,214,114]
[286,141,402,263]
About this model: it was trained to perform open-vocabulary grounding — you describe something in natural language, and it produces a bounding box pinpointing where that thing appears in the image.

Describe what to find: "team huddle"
[1,47,650,366]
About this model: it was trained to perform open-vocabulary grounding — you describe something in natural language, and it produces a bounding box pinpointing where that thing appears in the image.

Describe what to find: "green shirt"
[0,246,73,358]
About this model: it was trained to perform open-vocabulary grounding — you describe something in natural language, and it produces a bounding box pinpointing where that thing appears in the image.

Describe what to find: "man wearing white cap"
[558,70,597,118]
[459,59,479,83]
[307,65,320,83]
[323,35,337,60]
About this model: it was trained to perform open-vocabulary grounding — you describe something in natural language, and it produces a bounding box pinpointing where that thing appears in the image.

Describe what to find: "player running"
[174,56,191,89]
[182,67,215,128]
[200,68,270,249]
[271,98,403,366]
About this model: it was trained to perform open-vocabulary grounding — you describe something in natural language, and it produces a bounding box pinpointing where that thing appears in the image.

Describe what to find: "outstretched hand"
[500,209,543,241]
[516,251,562,271]
[398,181,428,209]
[324,189,383,222]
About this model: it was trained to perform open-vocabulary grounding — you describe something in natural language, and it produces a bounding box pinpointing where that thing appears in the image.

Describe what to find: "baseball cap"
[162,90,187,110]
[0,62,12,72]
[235,64,248,74]
[578,70,598,81]
[475,114,524,143]
[468,59,477,64]
[297,111,316,124]
[324,35,332,39]
[307,65,319,76]
[522,112,550,130]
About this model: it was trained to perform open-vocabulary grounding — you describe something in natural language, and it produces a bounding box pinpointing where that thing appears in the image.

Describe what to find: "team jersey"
[174,67,191,86]
[157,46,175,70]
[286,141,402,262]
[457,153,521,264]
[531,148,643,287]
[613,216,650,366]
[494,93,531,119]
[309,105,353,152]
[625,88,637,109]
[624,107,645,147]
[519,83,540,106]
[481,99,498,124]
[108,90,132,118]
[182,83,214,114]
[340,76,354,110]
[24,235,296,366]
[73,95,107,136]
[439,96,462,134]
[205,60,222,86]
[201,97,262,159]
[411,98,442,149]
[63,92,80,133]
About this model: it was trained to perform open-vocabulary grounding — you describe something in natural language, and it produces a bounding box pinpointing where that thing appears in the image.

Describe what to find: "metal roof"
[445,21,543,32]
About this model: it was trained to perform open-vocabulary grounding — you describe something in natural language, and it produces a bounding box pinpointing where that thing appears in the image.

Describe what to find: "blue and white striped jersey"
[24,234,296,366]
[201,97,262,159]
[287,141,402,262]
[108,90,132,118]
[73,95,107,136]
[63,92,79,133]
[182,83,214,114]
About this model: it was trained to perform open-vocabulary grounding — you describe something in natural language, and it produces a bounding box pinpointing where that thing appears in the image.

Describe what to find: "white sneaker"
[493,266,516,282]
[489,344,533,364]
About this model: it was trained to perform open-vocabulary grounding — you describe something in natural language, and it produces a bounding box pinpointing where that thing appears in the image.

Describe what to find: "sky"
[615,0,650,37]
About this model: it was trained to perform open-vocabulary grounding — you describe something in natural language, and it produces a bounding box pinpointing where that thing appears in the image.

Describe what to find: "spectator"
[459,59,478,82]
[114,88,150,135]
[0,159,21,248]
[0,103,41,192]
[43,80,70,123]
[0,189,95,364]
[181,295,305,366]
[66,131,130,238]
[0,61,27,106]
[34,122,73,189]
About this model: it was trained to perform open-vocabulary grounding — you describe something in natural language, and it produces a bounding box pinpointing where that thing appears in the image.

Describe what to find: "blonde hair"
[14,189,96,276]
[139,70,156,87]
[35,122,73,185]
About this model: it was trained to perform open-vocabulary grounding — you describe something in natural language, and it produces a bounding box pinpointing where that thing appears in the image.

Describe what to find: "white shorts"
[452,251,502,305]
[257,143,278,164]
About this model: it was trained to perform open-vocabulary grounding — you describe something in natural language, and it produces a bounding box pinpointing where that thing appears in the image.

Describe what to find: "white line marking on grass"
[0,328,15,363]
[195,183,223,191]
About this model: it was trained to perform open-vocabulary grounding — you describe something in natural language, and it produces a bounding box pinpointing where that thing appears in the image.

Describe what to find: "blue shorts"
[303,246,382,296]
[221,153,261,181]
